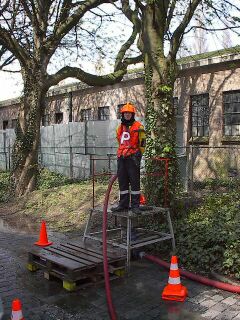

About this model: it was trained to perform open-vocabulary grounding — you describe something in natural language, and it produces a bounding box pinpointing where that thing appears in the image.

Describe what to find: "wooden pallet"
[27,241,126,291]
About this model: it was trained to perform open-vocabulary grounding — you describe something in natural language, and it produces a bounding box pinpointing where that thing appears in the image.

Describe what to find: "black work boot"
[111,205,128,212]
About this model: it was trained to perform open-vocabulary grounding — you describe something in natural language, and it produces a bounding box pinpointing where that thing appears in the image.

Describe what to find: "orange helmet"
[120,102,136,114]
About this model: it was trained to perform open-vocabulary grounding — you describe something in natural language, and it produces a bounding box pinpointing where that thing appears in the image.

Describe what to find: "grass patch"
[0,169,118,232]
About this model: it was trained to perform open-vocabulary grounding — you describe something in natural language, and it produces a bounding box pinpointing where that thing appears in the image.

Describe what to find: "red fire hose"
[141,253,240,294]
[102,174,118,320]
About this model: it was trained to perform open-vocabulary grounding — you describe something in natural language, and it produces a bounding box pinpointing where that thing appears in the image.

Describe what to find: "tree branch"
[0,51,15,70]
[46,66,126,88]
[53,0,72,35]
[0,0,10,15]
[186,24,240,33]
[170,0,202,60]
[166,0,177,32]
[46,0,118,56]
[114,23,141,71]
[121,0,142,26]
[0,26,29,67]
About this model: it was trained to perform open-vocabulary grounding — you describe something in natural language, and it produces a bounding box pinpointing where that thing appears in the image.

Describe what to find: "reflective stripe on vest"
[117,121,142,157]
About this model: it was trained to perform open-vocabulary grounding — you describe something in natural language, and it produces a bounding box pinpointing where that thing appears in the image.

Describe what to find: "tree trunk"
[142,5,178,206]
[11,69,46,197]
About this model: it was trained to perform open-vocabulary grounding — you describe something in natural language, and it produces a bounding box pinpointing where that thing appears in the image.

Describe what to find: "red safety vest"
[117,121,142,157]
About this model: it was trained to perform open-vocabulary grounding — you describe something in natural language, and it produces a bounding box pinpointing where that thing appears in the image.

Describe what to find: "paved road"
[0,226,239,319]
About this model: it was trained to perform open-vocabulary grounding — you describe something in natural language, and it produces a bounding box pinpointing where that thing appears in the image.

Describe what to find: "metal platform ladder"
[83,206,176,272]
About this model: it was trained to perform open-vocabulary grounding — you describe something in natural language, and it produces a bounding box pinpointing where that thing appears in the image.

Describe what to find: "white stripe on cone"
[168,277,181,285]
[11,309,24,320]
[170,263,178,270]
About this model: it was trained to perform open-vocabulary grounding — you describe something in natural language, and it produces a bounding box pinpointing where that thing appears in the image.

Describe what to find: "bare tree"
[0,0,141,196]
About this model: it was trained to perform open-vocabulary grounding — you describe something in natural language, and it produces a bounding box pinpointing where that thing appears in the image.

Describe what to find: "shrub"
[174,191,240,279]
[37,168,71,190]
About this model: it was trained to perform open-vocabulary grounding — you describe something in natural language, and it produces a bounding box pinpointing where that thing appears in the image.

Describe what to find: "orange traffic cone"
[140,193,146,205]
[11,299,24,320]
[34,220,53,247]
[162,256,188,302]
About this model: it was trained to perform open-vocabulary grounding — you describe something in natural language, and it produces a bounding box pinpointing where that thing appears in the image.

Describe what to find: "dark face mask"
[121,113,135,126]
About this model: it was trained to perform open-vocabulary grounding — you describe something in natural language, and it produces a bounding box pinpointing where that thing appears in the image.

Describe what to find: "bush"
[195,177,240,191]
[174,191,240,279]
[37,168,71,190]
[0,169,72,202]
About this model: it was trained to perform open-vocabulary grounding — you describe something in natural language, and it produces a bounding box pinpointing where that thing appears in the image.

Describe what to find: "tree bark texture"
[143,4,179,206]
[11,68,47,197]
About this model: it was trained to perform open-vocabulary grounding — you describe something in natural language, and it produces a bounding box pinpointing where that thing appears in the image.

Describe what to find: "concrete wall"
[0,121,121,178]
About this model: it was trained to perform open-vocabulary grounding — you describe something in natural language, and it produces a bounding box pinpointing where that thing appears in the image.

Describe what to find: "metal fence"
[186,145,240,195]
[1,125,239,194]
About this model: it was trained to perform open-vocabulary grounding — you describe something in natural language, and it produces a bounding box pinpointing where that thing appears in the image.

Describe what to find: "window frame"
[80,108,92,121]
[3,120,8,130]
[98,106,110,121]
[190,93,210,138]
[55,112,63,124]
[223,90,240,136]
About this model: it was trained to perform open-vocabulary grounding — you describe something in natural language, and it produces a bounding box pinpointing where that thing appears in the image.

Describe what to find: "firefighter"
[111,102,145,214]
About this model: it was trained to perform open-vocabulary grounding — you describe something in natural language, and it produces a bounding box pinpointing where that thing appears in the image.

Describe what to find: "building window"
[81,108,92,121]
[3,120,8,130]
[12,119,17,129]
[42,114,50,127]
[117,104,125,119]
[191,94,209,137]
[55,112,63,124]
[98,106,110,120]
[223,91,240,136]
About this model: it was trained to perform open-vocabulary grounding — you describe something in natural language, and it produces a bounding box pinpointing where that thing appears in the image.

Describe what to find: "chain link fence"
[186,145,240,196]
